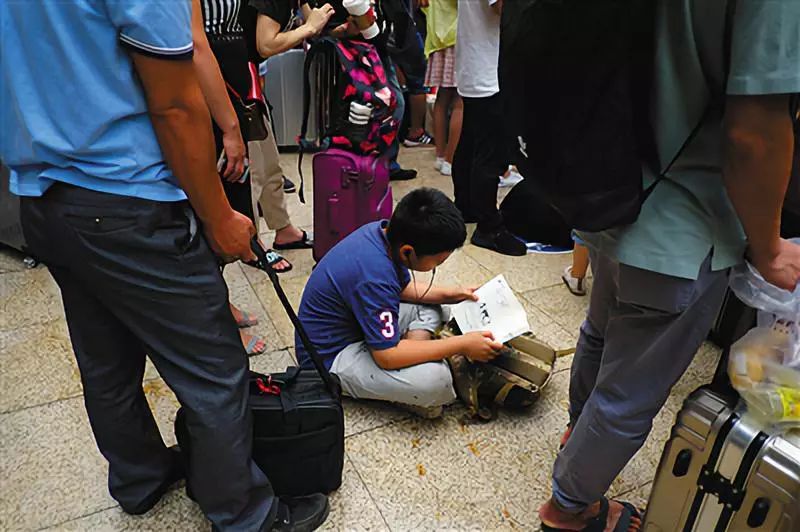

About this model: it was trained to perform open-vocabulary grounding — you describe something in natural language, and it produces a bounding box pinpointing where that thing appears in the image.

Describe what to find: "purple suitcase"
[312,148,393,262]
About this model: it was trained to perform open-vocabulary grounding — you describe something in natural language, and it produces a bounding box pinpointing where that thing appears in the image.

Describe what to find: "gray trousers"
[21,184,275,531]
[331,303,456,408]
[552,249,728,511]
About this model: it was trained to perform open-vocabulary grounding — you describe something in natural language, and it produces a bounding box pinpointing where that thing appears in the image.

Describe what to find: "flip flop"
[264,249,293,274]
[244,335,267,357]
[273,231,314,251]
[541,498,643,532]
[236,310,259,329]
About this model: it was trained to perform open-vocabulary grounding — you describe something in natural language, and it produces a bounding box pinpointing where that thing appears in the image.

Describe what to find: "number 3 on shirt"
[379,311,395,339]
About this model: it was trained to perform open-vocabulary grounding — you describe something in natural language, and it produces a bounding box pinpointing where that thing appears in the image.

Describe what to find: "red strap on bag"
[256,375,281,395]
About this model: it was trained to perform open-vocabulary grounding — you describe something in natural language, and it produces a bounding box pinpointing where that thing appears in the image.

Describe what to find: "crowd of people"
[1,0,799,531]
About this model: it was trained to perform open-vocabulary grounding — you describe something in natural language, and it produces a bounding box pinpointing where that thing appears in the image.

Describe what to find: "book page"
[451,274,530,344]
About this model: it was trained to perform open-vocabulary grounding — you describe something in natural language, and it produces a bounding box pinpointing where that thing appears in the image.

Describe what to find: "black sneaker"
[389,168,418,181]
[283,176,297,194]
[471,227,527,256]
[270,494,330,532]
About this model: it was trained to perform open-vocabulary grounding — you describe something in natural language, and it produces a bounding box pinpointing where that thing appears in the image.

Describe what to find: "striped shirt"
[201,0,244,36]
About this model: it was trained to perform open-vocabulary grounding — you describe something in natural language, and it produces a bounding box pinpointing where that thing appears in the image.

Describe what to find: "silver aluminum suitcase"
[644,386,800,531]
[263,49,314,148]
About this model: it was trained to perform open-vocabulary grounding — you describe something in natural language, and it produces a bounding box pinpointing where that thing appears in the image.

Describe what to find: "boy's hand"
[461,331,503,362]
[443,286,479,304]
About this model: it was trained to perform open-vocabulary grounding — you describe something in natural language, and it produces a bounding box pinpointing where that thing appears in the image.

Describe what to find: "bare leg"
[407,93,429,139]
[274,224,305,246]
[539,499,641,532]
[433,89,454,159]
[572,243,590,279]
[445,94,463,164]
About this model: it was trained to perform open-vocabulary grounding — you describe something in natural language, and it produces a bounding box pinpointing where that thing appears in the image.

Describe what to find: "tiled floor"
[0,147,721,531]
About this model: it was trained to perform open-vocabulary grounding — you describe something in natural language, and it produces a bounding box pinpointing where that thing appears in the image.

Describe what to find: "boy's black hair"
[386,188,466,257]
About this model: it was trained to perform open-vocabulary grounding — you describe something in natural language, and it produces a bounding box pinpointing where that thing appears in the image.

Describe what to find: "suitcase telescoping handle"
[249,238,341,399]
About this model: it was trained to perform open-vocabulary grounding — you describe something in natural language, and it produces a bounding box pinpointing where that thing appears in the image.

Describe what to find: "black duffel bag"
[175,240,344,497]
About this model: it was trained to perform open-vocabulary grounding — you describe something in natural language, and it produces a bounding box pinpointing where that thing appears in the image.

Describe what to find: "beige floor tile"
[0,384,181,530]
[344,398,410,438]
[0,319,81,414]
[250,274,307,349]
[0,248,29,273]
[519,294,578,355]
[42,489,207,531]
[345,372,570,531]
[322,456,389,532]
[223,264,285,353]
[0,267,64,332]
[523,284,590,335]
[463,245,573,294]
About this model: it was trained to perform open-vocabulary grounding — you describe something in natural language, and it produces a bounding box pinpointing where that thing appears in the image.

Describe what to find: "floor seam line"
[345,449,394,531]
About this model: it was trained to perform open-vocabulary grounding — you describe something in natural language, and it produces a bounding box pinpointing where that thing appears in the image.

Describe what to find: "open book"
[450,274,530,344]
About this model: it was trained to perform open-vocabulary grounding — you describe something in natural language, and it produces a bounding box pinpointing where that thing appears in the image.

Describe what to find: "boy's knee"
[408,362,455,407]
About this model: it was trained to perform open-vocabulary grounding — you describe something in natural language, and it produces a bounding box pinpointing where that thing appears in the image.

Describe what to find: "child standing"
[296,188,503,417]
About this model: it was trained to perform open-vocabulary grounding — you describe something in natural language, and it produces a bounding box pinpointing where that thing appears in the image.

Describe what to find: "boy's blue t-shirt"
[296,221,411,369]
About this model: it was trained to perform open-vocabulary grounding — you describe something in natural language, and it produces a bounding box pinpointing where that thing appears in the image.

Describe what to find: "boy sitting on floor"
[296,188,503,417]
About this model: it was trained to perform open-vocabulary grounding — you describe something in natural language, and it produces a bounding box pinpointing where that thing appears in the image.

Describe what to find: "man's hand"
[203,209,257,263]
[221,126,246,182]
[461,331,503,362]
[750,238,800,291]
[329,18,361,38]
[305,4,336,35]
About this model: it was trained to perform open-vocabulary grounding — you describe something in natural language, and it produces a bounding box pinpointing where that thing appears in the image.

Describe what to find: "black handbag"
[175,240,344,497]
[227,80,269,142]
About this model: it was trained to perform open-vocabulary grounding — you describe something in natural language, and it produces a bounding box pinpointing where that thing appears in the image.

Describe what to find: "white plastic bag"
[729,317,800,426]
[728,238,800,321]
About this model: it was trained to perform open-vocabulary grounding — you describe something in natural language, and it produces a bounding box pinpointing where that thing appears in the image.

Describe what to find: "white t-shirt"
[455,0,501,98]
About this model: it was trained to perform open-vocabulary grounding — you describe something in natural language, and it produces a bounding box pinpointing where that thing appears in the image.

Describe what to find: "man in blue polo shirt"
[0,1,327,530]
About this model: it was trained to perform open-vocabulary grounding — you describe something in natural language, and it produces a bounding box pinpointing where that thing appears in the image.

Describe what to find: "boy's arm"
[371,332,501,370]
[400,281,478,305]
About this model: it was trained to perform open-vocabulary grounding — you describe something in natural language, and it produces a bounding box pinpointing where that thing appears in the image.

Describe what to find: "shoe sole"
[403,140,433,147]
[470,234,527,257]
[283,186,297,194]
[560,276,586,296]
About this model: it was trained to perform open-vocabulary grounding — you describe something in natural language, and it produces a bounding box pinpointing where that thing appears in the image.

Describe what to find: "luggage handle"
[340,167,360,189]
[327,195,341,234]
[249,238,342,399]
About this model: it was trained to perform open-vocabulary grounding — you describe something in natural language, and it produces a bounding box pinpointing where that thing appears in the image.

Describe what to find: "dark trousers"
[21,184,275,531]
[451,93,505,232]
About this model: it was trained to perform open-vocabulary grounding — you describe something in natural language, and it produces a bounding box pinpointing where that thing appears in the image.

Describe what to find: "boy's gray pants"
[331,303,457,408]
[552,249,728,511]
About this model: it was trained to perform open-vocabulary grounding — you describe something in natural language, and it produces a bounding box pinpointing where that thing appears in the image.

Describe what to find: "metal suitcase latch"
[697,465,746,511]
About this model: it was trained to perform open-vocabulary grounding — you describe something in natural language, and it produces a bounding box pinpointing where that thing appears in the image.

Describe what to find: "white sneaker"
[440,161,452,176]
[434,157,445,171]
[499,168,524,188]
[561,265,587,296]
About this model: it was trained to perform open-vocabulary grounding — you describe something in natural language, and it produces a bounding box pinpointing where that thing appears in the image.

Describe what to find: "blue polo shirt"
[296,221,412,369]
[0,0,193,201]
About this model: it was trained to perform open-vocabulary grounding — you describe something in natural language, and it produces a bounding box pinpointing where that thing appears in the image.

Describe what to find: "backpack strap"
[643,0,737,200]
[297,38,335,204]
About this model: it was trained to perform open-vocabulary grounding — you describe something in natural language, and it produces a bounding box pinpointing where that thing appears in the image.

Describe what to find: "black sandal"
[273,231,313,251]
[541,498,642,532]
[264,249,292,273]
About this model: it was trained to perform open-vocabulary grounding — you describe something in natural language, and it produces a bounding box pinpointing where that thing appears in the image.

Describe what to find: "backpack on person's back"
[498,0,734,232]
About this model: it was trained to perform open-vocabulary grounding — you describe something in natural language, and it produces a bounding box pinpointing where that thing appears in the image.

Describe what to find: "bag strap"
[643,0,737,200]
[297,39,335,204]
[249,238,341,399]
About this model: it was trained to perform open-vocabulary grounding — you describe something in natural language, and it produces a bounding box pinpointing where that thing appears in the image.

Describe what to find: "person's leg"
[546,253,728,524]
[468,93,527,256]
[451,96,476,221]
[445,93,463,164]
[330,304,454,408]
[563,237,590,296]
[21,188,277,531]
[433,88,454,161]
[386,62,416,179]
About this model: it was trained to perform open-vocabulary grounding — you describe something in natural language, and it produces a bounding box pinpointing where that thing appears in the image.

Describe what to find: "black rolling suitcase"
[644,299,800,531]
[175,240,344,497]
